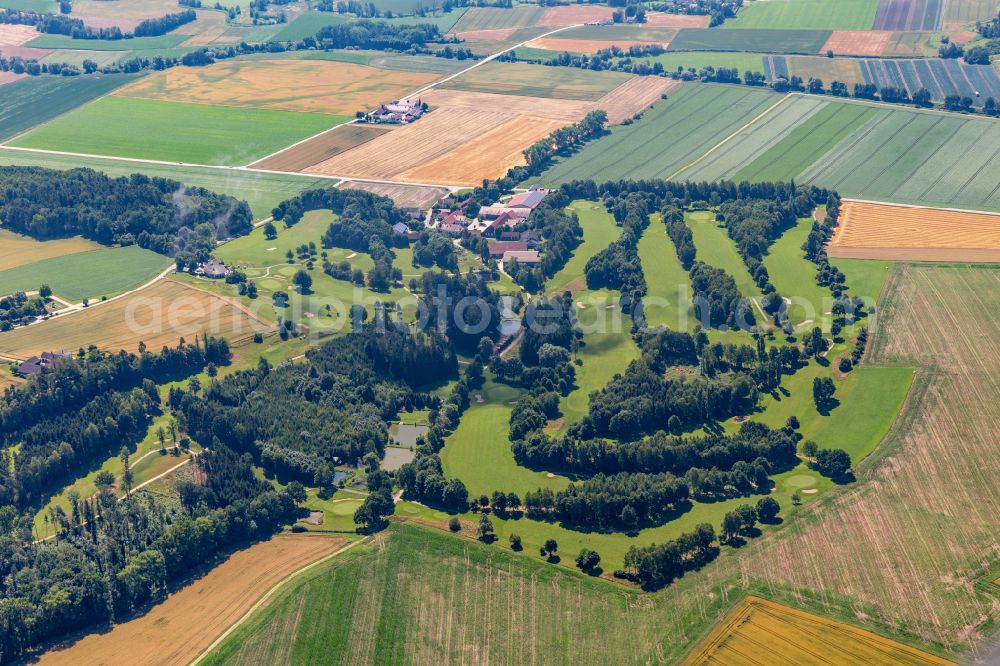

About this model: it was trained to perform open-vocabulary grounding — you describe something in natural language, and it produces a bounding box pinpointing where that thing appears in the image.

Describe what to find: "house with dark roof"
[392,222,410,235]
[502,250,541,265]
[16,350,70,377]
[197,258,229,279]
[507,190,547,211]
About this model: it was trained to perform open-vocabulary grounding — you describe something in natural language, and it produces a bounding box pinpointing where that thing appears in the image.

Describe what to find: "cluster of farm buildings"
[395,187,551,267]
[366,98,425,124]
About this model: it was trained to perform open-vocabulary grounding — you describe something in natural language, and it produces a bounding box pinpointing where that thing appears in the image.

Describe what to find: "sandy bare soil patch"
[0,71,26,86]
[339,181,448,209]
[822,30,894,56]
[117,59,438,115]
[36,535,348,666]
[949,30,977,43]
[0,279,270,359]
[420,88,593,121]
[645,12,710,28]
[399,115,568,185]
[829,200,1000,262]
[454,27,518,40]
[305,108,514,181]
[252,124,393,172]
[527,37,668,54]
[539,5,615,26]
[592,76,680,124]
[0,24,39,47]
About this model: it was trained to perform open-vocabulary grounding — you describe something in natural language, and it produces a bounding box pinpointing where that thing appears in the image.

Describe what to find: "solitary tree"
[39,284,52,299]
[812,377,836,409]
[292,269,313,294]
[477,513,494,542]
[509,533,522,550]
[448,517,461,532]
[263,221,277,240]
[542,538,558,559]
[756,497,780,523]
[814,449,852,479]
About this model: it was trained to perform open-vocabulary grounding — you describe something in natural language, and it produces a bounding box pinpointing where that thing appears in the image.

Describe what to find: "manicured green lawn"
[546,200,620,294]
[0,148,330,219]
[440,376,570,498]
[832,257,895,304]
[687,210,762,302]
[294,488,364,533]
[10,96,348,165]
[638,215,695,330]
[725,0,878,30]
[639,51,766,75]
[764,216,834,328]
[0,245,169,302]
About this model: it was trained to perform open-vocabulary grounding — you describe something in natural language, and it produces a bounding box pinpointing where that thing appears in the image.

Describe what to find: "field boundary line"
[842,197,1000,217]
[189,537,366,665]
[667,92,792,181]
[246,22,583,167]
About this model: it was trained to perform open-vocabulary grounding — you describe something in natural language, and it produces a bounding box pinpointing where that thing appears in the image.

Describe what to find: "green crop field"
[0,74,139,142]
[534,84,778,186]
[556,24,679,42]
[0,0,54,10]
[639,215,695,331]
[0,245,169,301]
[26,33,188,50]
[669,28,832,54]
[725,0,878,30]
[0,148,329,219]
[793,102,1000,212]
[269,12,350,42]
[9,96,348,166]
[676,94,831,182]
[733,101,879,184]
[450,5,545,32]
[440,61,631,100]
[639,51,766,75]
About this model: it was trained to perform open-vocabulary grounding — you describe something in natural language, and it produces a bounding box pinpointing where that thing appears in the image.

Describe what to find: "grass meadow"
[0,245,168,301]
[0,230,100,272]
[26,32,188,50]
[9,96,348,165]
[637,215,694,330]
[687,210,763,302]
[0,148,329,219]
[441,61,630,100]
[668,28,832,54]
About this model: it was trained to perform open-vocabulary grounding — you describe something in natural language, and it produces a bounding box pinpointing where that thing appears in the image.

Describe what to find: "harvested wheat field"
[0,279,269,359]
[683,596,954,665]
[36,535,349,666]
[420,88,594,121]
[527,37,669,54]
[0,230,99,271]
[539,5,615,26]
[252,124,393,172]
[339,181,448,209]
[73,0,182,30]
[829,200,1000,262]
[0,24,38,48]
[305,108,515,181]
[400,115,568,185]
[645,12,710,28]
[117,60,438,115]
[593,76,680,124]
[176,11,231,47]
[821,30,894,56]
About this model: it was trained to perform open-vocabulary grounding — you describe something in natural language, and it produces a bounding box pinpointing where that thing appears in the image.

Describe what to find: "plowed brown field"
[539,5,614,26]
[645,12,710,27]
[37,535,349,666]
[252,124,393,172]
[0,71,26,86]
[399,115,567,185]
[829,200,1000,262]
[593,76,680,124]
[0,279,270,359]
[822,30,894,55]
[117,60,438,115]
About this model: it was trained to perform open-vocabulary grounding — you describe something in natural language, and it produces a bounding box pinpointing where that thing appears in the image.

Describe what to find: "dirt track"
[36,535,348,666]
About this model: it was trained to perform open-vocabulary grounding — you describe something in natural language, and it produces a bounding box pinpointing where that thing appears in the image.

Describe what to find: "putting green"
[329,499,363,516]
[783,474,818,489]
[396,503,422,516]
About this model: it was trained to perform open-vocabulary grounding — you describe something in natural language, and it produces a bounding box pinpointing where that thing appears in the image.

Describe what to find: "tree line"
[0,166,252,261]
